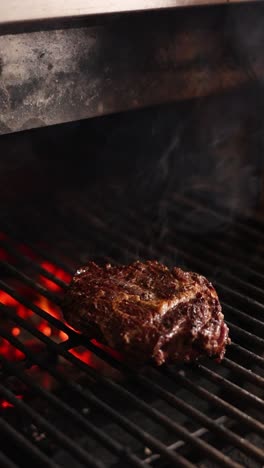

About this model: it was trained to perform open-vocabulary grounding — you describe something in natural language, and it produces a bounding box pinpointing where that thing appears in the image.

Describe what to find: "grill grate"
[0,197,263,468]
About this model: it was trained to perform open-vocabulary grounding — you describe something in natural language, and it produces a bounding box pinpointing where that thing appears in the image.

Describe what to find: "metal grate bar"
[0,451,20,468]
[1,247,257,352]
[2,245,263,393]
[61,330,264,436]
[143,415,228,463]
[79,196,263,275]
[1,223,76,276]
[1,258,262,440]
[1,202,264,468]
[78,194,264,284]
[2,214,264,352]
[197,198,264,234]
[178,195,264,235]
[0,238,67,289]
[161,367,264,436]
[0,260,60,305]
[1,269,261,402]
[0,279,74,339]
[226,321,264,347]
[66,201,264,323]
[1,301,263,466]
[1,323,230,468]
[215,283,264,318]
[8,230,264,331]
[96,378,242,468]
[84,200,264,319]
[172,195,264,243]
[61,333,264,463]
[210,238,264,271]
[230,342,264,368]
[164,244,264,318]
[0,356,148,468]
[75,350,264,464]
[222,357,264,388]
[198,365,264,411]
[197,234,264,273]
[0,385,106,468]
[222,303,264,332]
[169,199,264,269]
[2,232,264,356]
[0,418,59,468]
[164,232,264,299]
[136,374,264,464]
[168,226,264,288]
[0,310,196,468]
[3,228,263,339]
[1,244,263,397]
[109,197,264,275]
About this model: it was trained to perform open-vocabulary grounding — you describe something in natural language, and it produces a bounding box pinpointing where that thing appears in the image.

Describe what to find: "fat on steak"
[63,261,230,365]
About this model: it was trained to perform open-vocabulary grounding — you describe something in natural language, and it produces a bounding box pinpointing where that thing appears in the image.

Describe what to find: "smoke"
[0,80,262,262]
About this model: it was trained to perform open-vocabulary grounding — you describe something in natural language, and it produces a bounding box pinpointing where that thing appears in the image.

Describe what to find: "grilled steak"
[63,261,230,365]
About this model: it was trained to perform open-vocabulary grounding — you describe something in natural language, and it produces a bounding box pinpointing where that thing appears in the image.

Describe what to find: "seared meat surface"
[63,261,230,365]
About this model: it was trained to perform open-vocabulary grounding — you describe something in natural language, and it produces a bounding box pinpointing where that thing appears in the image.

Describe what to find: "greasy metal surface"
[0,4,264,134]
[0,0,259,25]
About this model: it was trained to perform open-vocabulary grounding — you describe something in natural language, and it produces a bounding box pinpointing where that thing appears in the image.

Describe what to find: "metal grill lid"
[0,0,256,25]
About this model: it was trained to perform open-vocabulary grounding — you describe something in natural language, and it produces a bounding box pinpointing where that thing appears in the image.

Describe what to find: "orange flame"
[40,261,71,292]
[0,241,122,389]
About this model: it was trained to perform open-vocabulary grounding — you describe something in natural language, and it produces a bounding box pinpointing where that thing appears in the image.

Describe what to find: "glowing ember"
[39,324,52,337]
[33,294,69,340]
[70,348,94,366]
[1,400,13,409]
[0,291,33,320]
[0,249,70,365]
[0,338,25,361]
[0,237,121,393]
[0,291,19,308]
[1,395,23,409]
[59,330,68,341]
[92,339,124,362]
[40,261,71,292]
[0,242,77,368]
[35,295,62,320]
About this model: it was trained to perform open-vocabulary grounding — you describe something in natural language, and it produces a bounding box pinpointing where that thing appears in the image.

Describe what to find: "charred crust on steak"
[63,261,230,365]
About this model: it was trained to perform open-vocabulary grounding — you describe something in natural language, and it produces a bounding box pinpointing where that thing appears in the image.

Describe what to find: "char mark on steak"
[63,261,230,365]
